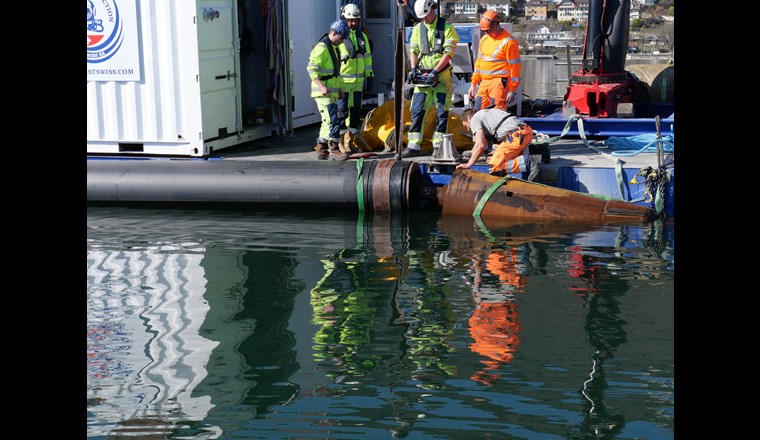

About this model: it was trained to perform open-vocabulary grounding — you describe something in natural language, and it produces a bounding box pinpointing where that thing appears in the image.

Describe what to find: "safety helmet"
[414,0,437,19]
[330,19,350,40]
[480,10,501,31]
[342,3,361,20]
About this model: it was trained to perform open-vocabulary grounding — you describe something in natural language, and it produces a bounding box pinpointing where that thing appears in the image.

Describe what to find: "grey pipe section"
[87,158,438,211]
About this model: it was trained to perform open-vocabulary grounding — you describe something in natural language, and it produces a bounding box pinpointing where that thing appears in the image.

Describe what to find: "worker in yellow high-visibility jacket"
[337,3,374,153]
[307,20,350,160]
[401,0,459,158]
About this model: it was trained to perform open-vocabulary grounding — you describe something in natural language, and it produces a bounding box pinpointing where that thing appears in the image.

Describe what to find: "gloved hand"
[364,77,373,91]
[406,67,419,84]
[404,83,414,100]
[423,70,439,86]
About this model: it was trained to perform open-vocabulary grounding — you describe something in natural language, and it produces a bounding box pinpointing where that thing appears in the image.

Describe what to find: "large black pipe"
[87,158,439,211]
[605,0,631,74]
[581,0,630,76]
[582,0,604,71]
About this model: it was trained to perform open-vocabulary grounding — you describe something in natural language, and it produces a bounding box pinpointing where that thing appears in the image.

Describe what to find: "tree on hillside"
[653,21,674,53]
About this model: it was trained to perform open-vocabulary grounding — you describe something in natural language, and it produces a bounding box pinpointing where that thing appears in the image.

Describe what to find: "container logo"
[87,0,124,63]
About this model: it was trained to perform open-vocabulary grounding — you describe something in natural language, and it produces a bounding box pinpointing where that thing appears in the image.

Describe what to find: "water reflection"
[521,57,674,101]
[310,246,387,377]
[87,207,674,439]
[87,240,222,437]
[567,244,629,438]
[522,57,565,100]
[465,241,532,385]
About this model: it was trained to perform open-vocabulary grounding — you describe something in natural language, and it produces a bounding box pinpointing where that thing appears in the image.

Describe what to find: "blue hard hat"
[330,20,350,40]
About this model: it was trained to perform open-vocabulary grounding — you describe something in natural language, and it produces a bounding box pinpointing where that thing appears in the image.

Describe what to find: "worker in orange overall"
[456,107,533,177]
[468,10,522,111]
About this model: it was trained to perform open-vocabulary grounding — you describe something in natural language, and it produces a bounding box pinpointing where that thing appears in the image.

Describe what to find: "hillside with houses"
[438,0,674,55]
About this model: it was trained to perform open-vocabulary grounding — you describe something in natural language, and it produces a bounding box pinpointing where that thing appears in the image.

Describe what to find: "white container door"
[287,0,334,128]
[363,1,399,99]
[197,1,241,142]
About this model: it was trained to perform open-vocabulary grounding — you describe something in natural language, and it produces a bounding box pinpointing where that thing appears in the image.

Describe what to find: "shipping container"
[87,0,379,157]
[86,1,478,157]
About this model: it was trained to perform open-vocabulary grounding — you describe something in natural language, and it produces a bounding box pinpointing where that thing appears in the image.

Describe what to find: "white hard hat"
[414,0,437,19]
[342,3,361,20]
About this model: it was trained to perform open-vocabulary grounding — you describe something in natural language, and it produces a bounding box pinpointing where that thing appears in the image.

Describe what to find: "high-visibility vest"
[409,17,459,71]
[307,35,342,97]
[340,29,373,83]
[472,29,522,93]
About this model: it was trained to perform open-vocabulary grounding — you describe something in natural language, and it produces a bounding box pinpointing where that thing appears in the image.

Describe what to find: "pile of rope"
[604,132,674,157]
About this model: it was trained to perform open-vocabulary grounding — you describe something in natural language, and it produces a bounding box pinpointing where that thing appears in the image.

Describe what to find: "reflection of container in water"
[253,107,268,125]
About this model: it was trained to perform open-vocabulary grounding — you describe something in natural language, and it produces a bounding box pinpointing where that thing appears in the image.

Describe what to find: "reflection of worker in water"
[395,246,459,390]
[466,246,529,385]
[310,249,383,377]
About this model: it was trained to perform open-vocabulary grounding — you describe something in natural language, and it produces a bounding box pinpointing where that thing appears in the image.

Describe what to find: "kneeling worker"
[456,108,533,177]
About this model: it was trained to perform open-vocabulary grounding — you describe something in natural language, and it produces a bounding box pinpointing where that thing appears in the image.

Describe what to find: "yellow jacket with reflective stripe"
[472,28,522,93]
[409,17,459,71]
[339,29,374,84]
[307,37,343,97]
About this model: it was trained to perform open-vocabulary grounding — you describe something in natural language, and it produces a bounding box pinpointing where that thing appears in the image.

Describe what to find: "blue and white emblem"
[87,0,124,63]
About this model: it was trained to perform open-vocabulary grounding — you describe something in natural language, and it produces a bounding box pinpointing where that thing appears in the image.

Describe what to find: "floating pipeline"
[87,158,655,223]
[87,158,440,212]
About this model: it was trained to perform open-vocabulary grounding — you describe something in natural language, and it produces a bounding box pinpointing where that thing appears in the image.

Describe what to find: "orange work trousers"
[475,77,508,110]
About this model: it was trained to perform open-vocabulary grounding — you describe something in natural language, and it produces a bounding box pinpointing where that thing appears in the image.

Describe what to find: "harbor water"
[87,206,674,439]
[520,55,674,101]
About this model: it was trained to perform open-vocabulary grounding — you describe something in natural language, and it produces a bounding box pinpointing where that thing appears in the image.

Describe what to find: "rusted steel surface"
[440,169,655,224]
[437,215,606,248]
[371,159,395,212]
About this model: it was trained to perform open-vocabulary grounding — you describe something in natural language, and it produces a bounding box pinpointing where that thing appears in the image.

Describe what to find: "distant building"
[451,2,512,18]
[630,0,643,21]
[525,1,549,20]
[452,1,479,17]
[556,0,587,22]
[482,2,512,16]
[521,23,563,46]
[519,22,582,51]
[556,0,643,24]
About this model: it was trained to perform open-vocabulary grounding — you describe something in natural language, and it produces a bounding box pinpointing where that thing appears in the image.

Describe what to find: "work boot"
[528,142,551,163]
[339,131,355,154]
[400,148,421,158]
[315,142,329,160]
[329,141,349,161]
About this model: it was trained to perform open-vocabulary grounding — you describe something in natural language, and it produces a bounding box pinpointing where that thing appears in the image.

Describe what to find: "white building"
[556,0,588,22]
[453,2,512,17]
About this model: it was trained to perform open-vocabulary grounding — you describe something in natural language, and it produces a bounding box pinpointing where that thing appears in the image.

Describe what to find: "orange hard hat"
[480,10,501,31]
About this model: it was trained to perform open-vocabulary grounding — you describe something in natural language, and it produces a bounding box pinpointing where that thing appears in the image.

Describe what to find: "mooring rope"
[604,132,675,157]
